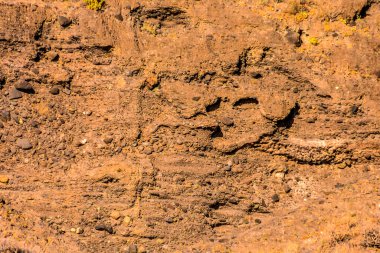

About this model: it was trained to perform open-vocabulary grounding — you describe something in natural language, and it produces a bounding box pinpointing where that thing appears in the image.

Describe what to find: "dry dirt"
[0,0,380,252]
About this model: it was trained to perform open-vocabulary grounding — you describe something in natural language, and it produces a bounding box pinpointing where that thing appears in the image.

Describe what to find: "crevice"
[209,200,225,210]
[233,97,258,107]
[143,7,186,22]
[83,45,113,53]
[211,126,223,138]
[353,0,375,21]
[233,47,251,75]
[34,19,45,41]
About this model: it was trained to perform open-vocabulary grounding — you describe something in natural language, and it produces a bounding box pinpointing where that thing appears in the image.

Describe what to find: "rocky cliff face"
[0,0,379,252]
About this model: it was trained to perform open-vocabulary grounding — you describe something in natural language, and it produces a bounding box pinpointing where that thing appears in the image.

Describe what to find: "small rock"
[220,117,234,127]
[165,217,174,223]
[67,108,76,115]
[306,117,316,123]
[0,110,11,122]
[0,175,9,184]
[115,14,123,21]
[337,162,347,170]
[271,194,280,203]
[144,75,159,90]
[83,111,92,116]
[34,129,42,135]
[62,88,71,95]
[9,88,23,99]
[49,86,60,95]
[16,138,33,150]
[15,80,34,93]
[285,30,301,47]
[254,218,262,224]
[283,184,291,193]
[58,16,72,28]
[95,224,114,234]
[351,105,359,115]
[30,120,39,128]
[251,72,263,79]
[127,244,138,253]
[123,216,132,226]
[103,137,114,144]
[110,210,121,220]
[45,51,59,61]
[57,143,66,150]
[74,139,87,147]
[70,228,76,233]
[224,164,232,172]
[274,172,285,181]
[143,147,153,155]
[76,227,84,234]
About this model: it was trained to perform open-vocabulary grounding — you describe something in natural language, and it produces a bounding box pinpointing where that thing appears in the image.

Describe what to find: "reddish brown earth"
[0,0,380,252]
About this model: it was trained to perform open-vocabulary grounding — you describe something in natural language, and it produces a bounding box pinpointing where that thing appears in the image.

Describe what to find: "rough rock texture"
[0,0,380,252]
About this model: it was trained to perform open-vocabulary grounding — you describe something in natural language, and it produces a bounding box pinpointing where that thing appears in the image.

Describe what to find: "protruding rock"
[50,86,60,95]
[115,13,123,21]
[271,194,280,203]
[110,210,121,220]
[16,138,33,150]
[45,51,59,61]
[103,137,114,144]
[0,110,11,122]
[76,227,84,234]
[284,184,292,193]
[58,16,72,28]
[285,30,302,47]
[259,94,298,123]
[220,117,234,127]
[9,88,23,99]
[0,175,9,184]
[95,224,114,234]
[15,80,34,93]
[127,244,138,253]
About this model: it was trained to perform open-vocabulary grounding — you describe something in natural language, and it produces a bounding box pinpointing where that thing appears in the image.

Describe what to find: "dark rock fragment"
[271,194,280,203]
[95,224,114,234]
[58,16,72,28]
[50,86,60,95]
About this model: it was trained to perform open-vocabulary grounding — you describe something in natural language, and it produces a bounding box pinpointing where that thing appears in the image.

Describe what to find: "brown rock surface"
[0,0,379,252]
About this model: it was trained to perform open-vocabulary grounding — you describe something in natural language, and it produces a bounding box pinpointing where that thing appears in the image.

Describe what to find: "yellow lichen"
[295,11,308,22]
[141,22,159,35]
[323,21,332,32]
[83,0,105,11]
[309,37,319,46]
[339,16,348,25]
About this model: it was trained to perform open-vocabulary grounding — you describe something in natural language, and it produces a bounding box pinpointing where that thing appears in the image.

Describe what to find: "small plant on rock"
[84,0,105,11]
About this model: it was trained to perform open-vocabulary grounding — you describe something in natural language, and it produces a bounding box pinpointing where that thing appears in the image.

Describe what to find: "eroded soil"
[0,0,379,252]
